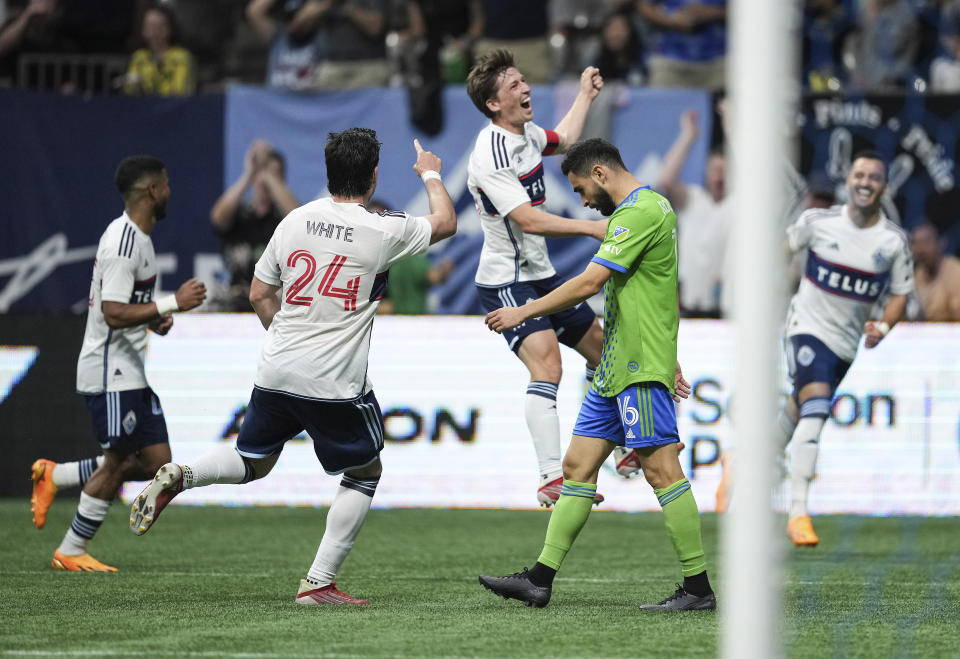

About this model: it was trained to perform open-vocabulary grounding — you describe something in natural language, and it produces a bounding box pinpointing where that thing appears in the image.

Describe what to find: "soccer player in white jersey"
[130,129,457,605]
[46,155,207,572]
[780,151,913,546]
[465,49,637,506]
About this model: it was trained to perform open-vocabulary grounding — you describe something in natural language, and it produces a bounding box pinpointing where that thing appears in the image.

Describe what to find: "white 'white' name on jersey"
[253,198,431,401]
[77,213,157,393]
[467,121,560,287]
[785,204,914,362]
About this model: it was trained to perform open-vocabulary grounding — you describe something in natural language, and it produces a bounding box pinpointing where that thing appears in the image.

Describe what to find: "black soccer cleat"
[478,568,552,608]
[639,584,717,611]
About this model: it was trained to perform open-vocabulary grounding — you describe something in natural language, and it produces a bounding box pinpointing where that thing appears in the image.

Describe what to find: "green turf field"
[1,500,958,658]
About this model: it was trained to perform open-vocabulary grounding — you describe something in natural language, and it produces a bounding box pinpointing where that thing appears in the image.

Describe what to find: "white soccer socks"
[526,382,562,481]
[58,491,111,555]
[788,414,827,519]
[181,443,249,489]
[306,475,380,587]
[53,456,104,489]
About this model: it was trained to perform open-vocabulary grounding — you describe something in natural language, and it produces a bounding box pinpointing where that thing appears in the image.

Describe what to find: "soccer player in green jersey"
[479,138,715,611]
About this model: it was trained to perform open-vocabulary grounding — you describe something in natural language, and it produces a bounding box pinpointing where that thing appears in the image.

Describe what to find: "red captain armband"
[542,130,560,156]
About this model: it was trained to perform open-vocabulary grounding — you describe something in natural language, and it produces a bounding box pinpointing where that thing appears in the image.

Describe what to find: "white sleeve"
[785,211,815,252]
[527,122,547,152]
[476,166,530,218]
[383,213,432,267]
[888,236,915,295]
[100,254,137,304]
[253,224,282,286]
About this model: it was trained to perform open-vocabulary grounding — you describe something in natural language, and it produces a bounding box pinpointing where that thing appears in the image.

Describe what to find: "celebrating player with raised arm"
[130,130,456,605]
[47,156,206,572]
[780,151,913,547]
[465,50,639,507]
[479,139,714,611]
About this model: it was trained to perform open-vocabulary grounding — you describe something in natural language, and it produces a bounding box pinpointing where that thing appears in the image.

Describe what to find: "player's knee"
[345,458,382,480]
[561,454,593,482]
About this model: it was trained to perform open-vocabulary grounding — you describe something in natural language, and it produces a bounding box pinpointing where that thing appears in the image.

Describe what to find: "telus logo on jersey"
[519,164,546,206]
[805,251,889,302]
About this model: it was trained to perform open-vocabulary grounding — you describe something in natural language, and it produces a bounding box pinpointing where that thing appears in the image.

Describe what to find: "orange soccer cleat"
[30,459,59,529]
[51,549,118,572]
[786,515,820,547]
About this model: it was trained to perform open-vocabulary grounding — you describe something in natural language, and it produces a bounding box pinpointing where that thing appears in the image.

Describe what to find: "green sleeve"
[591,205,661,274]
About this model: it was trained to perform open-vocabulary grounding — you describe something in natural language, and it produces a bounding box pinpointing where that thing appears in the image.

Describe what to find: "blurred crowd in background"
[2,0,959,322]
[5,1,960,98]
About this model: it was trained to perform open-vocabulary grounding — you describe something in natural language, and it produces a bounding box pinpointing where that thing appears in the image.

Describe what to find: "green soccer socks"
[656,478,708,578]
[536,479,597,570]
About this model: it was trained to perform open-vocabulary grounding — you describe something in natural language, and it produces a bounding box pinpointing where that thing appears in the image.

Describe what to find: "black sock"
[683,571,712,597]
[527,562,557,588]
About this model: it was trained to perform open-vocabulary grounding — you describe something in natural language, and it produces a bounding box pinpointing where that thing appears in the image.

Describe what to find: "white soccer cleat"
[613,446,641,478]
[130,463,184,536]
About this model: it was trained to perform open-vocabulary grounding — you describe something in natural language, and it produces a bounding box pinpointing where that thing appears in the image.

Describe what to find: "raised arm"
[246,0,280,44]
[412,139,457,244]
[657,110,700,211]
[508,204,606,240]
[552,67,604,153]
[210,140,270,231]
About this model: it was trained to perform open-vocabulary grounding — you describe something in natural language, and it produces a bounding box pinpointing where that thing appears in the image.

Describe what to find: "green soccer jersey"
[590,186,679,397]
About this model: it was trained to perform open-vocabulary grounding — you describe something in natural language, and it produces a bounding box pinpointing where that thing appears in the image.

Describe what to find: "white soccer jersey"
[467,121,560,287]
[252,198,432,401]
[77,213,158,393]
[785,204,914,362]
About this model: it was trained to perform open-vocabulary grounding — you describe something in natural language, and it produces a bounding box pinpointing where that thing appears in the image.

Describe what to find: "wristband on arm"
[154,294,179,316]
[420,170,442,183]
[875,321,890,336]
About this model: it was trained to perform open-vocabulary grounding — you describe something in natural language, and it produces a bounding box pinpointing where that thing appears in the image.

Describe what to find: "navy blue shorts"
[83,388,169,451]
[786,334,851,398]
[237,387,385,475]
[573,382,680,448]
[477,274,596,352]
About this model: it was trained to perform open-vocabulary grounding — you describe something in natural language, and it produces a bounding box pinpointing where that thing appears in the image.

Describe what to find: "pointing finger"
[414,139,424,154]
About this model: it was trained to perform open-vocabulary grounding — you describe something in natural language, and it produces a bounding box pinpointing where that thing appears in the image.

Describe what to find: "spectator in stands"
[368,199,454,314]
[930,1,960,92]
[248,0,389,90]
[0,0,67,87]
[210,139,298,311]
[474,0,551,83]
[637,0,726,91]
[802,0,853,92]
[595,9,644,85]
[401,0,483,134]
[246,0,326,92]
[843,0,920,92]
[657,109,731,318]
[910,222,960,321]
[123,4,195,96]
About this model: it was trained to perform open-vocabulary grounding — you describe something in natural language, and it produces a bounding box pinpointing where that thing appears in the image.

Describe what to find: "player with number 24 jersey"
[253,198,431,401]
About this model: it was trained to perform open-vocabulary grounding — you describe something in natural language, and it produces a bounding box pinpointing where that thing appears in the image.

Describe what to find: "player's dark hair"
[850,150,887,182]
[560,138,628,177]
[325,128,381,197]
[114,155,166,200]
[466,49,516,119]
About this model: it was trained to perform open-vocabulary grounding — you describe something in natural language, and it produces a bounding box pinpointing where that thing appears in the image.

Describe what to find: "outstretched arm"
[508,203,606,240]
[486,262,611,331]
[553,67,604,153]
